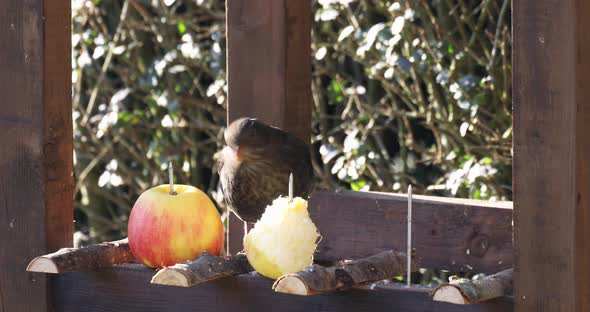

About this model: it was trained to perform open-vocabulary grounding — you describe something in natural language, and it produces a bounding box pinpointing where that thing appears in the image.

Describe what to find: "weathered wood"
[44,0,74,254]
[27,239,134,274]
[307,191,512,273]
[513,0,590,310]
[225,0,312,255]
[226,0,311,141]
[432,269,513,304]
[228,213,245,255]
[52,264,513,311]
[273,250,413,296]
[0,0,72,311]
[151,253,253,287]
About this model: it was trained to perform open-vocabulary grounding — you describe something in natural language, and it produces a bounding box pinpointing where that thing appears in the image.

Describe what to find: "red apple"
[128,184,224,268]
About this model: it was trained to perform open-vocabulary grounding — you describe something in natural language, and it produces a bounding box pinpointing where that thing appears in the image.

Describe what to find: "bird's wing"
[268,135,316,196]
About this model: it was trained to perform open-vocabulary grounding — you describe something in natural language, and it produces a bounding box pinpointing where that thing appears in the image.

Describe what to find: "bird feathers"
[219,118,315,223]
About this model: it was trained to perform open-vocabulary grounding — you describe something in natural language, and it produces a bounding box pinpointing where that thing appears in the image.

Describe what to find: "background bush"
[72,0,511,243]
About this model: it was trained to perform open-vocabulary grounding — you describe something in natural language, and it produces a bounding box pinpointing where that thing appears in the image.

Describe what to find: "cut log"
[26,238,134,274]
[273,250,414,296]
[431,268,513,304]
[151,253,253,287]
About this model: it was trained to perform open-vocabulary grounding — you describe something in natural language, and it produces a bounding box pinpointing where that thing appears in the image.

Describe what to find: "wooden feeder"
[1,0,589,311]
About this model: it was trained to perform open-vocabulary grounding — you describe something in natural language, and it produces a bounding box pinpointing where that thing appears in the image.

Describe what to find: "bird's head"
[224,117,273,161]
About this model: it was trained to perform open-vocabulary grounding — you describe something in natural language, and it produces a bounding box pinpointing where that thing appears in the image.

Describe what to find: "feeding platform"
[28,191,514,311]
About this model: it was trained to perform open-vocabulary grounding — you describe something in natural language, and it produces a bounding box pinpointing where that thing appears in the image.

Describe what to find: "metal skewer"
[288,173,294,202]
[407,184,412,286]
[168,161,176,195]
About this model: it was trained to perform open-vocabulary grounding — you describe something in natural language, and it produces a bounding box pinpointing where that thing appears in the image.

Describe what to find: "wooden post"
[225,0,311,254]
[0,0,72,310]
[513,0,590,310]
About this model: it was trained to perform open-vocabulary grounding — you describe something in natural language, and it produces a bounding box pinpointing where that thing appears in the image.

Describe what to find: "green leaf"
[350,180,367,191]
[473,188,481,199]
[177,22,187,35]
[447,43,455,55]
[326,79,347,105]
[480,157,493,165]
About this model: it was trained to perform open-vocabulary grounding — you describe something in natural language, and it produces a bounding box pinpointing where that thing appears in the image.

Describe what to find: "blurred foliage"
[311,0,512,200]
[72,0,511,243]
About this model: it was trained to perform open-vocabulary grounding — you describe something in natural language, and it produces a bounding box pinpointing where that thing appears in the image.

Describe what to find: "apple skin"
[128,184,224,268]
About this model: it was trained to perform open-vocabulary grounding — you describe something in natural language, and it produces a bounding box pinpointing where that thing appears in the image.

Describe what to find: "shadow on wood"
[52,264,513,312]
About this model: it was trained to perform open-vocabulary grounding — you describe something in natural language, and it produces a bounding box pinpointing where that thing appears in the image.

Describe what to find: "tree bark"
[431,268,513,304]
[273,250,414,296]
[151,253,253,287]
[26,238,134,273]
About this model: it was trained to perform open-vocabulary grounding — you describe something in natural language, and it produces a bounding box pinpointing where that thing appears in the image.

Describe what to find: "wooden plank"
[576,1,590,309]
[231,190,512,272]
[52,264,513,312]
[309,191,512,273]
[44,0,74,254]
[0,0,72,311]
[225,0,311,141]
[228,213,244,255]
[225,0,312,254]
[513,0,590,310]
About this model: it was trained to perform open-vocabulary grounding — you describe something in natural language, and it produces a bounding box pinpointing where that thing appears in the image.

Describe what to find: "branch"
[432,268,513,304]
[26,238,134,274]
[273,250,414,296]
[151,253,253,287]
[81,0,130,125]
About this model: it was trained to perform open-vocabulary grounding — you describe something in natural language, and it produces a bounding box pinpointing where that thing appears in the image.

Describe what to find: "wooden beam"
[52,264,513,311]
[44,0,74,254]
[513,0,590,310]
[225,0,312,254]
[231,191,512,271]
[308,191,512,273]
[225,0,311,141]
[0,0,72,311]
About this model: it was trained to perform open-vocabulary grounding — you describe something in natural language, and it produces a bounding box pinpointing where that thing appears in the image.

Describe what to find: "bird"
[218,117,315,237]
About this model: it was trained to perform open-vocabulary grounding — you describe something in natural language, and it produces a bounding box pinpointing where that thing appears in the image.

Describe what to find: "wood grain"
[273,250,412,296]
[432,269,513,304]
[226,0,311,142]
[27,239,133,274]
[575,1,590,310]
[513,0,590,310]
[151,253,252,287]
[52,264,513,312]
[0,0,72,311]
[44,0,74,254]
[228,213,245,255]
[309,191,512,273]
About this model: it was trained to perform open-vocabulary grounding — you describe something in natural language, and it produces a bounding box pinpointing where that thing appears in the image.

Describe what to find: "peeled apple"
[244,196,320,279]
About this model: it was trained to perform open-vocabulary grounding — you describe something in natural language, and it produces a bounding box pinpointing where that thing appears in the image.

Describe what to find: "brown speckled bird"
[218,118,315,232]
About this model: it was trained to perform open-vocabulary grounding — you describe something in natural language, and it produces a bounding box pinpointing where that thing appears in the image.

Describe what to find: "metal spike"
[169,161,176,195]
[288,173,294,202]
[407,184,413,286]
